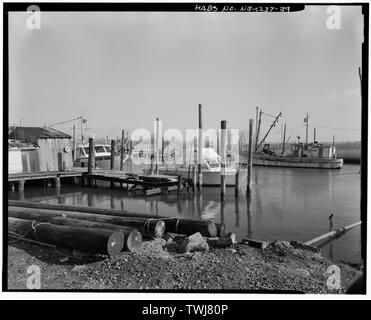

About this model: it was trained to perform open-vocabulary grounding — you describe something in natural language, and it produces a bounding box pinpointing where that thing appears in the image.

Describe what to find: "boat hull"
[252,154,343,169]
[159,167,238,186]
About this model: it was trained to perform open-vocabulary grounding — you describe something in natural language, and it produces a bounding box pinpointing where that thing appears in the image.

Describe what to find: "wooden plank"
[145,188,162,196]
[242,238,269,249]
[21,153,29,173]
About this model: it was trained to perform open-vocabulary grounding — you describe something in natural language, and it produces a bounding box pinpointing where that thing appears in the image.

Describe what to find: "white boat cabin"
[77,144,112,160]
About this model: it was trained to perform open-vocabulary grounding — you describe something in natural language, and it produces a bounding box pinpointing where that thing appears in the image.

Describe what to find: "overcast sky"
[9,6,363,142]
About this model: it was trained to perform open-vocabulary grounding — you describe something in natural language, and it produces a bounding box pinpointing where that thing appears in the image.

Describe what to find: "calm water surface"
[9,162,362,264]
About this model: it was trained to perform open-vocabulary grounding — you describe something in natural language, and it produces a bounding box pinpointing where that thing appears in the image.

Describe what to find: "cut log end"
[155,221,166,238]
[125,229,143,252]
[207,221,218,237]
[107,232,125,256]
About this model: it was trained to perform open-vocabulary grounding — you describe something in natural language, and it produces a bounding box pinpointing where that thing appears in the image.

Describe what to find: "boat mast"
[281,124,286,155]
[254,109,262,151]
[305,113,309,145]
[256,112,282,151]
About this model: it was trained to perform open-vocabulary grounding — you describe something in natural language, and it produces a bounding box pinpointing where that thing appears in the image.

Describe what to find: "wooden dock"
[8,167,181,195]
[8,170,84,190]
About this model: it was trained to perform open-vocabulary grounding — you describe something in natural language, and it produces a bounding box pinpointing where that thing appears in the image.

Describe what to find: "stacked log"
[8,207,164,239]
[8,209,142,252]
[8,217,124,256]
[9,200,219,237]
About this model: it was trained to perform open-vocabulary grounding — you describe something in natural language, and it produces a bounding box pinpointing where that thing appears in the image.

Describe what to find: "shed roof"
[9,127,71,143]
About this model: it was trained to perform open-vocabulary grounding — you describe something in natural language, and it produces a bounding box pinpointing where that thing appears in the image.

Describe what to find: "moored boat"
[253,143,343,169]
[250,110,343,169]
[159,147,238,186]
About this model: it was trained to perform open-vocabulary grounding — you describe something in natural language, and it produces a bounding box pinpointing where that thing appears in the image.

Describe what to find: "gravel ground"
[7,238,361,293]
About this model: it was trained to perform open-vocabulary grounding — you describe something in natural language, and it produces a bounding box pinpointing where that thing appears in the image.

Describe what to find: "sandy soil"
[7,237,361,293]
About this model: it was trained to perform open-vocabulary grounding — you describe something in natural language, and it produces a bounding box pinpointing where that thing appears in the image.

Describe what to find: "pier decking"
[8,167,181,195]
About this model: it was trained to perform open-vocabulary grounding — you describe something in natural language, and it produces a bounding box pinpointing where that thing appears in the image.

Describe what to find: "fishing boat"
[253,142,343,169]
[159,147,238,186]
[251,110,343,169]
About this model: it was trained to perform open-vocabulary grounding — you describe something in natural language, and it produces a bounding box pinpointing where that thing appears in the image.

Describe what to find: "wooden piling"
[120,129,125,187]
[73,124,76,162]
[246,119,253,196]
[192,165,197,192]
[120,130,125,171]
[177,175,182,195]
[9,201,220,237]
[234,167,240,197]
[281,124,286,155]
[197,104,203,191]
[155,117,160,174]
[110,139,115,188]
[220,120,227,201]
[18,180,25,191]
[88,137,95,187]
[9,206,165,239]
[54,177,61,188]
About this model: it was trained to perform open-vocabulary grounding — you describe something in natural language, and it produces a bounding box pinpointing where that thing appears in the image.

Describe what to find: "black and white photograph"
[2,1,367,297]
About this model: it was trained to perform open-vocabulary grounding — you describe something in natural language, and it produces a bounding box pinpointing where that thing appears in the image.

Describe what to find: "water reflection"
[235,197,240,227]
[246,195,252,239]
[8,164,361,264]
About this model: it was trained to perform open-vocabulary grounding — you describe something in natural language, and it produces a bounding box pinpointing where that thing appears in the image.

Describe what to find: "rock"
[163,233,174,243]
[59,257,69,263]
[290,241,320,253]
[291,268,310,278]
[178,232,209,253]
[72,265,89,272]
[215,233,237,248]
[72,249,91,258]
[270,240,292,250]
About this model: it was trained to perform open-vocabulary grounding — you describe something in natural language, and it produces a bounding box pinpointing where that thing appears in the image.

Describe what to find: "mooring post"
[54,177,61,188]
[18,180,25,191]
[197,104,203,191]
[220,120,227,201]
[155,117,160,174]
[187,165,191,191]
[177,175,182,195]
[88,137,95,187]
[192,165,197,192]
[110,139,115,188]
[120,129,125,171]
[73,124,77,162]
[110,139,115,170]
[234,167,240,197]
[150,155,154,175]
[246,119,253,196]
[120,129,125,188]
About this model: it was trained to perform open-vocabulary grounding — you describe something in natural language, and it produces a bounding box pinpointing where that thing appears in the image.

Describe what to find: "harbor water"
[8,161,362,265]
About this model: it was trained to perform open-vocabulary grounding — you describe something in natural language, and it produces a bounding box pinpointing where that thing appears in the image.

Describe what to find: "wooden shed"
[9,127,73,173]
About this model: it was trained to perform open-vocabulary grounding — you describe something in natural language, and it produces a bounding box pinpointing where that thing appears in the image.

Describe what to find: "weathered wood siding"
[8,150,23,174]
[37,138,73,172]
